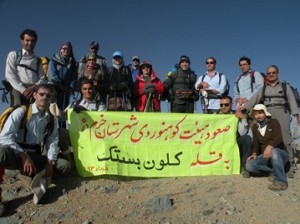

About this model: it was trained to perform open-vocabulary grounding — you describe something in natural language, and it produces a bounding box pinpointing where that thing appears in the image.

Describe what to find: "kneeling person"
[0,84,71,216]
[246,104,289,191]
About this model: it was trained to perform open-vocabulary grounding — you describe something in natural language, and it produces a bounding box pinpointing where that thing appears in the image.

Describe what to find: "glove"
[73,105,87,113]
[142,86,155,94]
[144,83,155,89]
[110,83,117,91]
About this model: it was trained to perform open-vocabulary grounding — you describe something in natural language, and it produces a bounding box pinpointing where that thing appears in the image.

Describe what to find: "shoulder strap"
[249,70,255,92]
[15,50,23,66]
[201,74,206,82]
[218,73,223,84]
[282,82,288,101]
[20,105,32,142]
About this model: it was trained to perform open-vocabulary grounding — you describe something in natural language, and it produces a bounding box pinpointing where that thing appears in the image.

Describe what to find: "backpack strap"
[16,50,41,74]
[236,70,255,94]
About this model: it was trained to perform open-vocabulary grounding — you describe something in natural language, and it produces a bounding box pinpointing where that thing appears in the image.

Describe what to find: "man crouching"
[246,104,289,191]
[0,84,71,216]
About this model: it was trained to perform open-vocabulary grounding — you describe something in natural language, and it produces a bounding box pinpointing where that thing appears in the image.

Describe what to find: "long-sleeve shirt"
[244,81,299,116]
[0,103,59,161]
[234,70,264,102]
[251,118,286,154]
[195,71,227,110]
[5,49,44,93]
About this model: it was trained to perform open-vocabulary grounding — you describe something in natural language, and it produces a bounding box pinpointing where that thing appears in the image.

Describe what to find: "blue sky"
[0,0,300,113]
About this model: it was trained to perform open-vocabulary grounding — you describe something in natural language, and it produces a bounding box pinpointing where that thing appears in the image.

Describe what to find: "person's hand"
[263,145,273,159]
[19,152,37,176]
[247,153,257,161]
[201,81,210,89]
[73,105,87,113]
[142,83,155,94]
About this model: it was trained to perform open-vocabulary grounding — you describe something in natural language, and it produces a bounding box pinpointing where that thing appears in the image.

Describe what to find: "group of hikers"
[0,28,299,216]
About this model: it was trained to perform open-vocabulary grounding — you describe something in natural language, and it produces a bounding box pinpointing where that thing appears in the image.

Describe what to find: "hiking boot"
[286,170,294,179]
[16,173,32,189]
[268,173,275,182]
[268,181,287,191]
[0,188,6,217]
[242,169,250,178]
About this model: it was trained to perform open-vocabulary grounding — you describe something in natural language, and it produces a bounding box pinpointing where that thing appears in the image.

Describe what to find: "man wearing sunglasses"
[0,84,71,216]
[195,57,228,114]
[218,96,252,178]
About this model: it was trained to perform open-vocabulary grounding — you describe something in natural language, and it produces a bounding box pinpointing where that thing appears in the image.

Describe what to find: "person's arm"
[45,116,59,162]
[248,71,264,100]
[0,107,26,153]
[5,51,27,93]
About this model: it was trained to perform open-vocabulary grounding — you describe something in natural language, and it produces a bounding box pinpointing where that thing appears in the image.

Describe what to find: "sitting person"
[217,95,252,177]
[245,104,289,191]
[0,84,71,216]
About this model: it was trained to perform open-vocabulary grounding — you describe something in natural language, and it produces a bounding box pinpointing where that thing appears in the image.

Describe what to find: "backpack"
[236,70,267,94]
[15,50,42,74]
[261,81,300,112]
[0,105,54,142]
[201,73,230,97]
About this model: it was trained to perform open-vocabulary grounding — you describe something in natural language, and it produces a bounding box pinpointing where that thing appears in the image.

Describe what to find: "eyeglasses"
[37,92,51,98]
[206,61,214,65]
[220,103,230,107]
[267,72,277,75]
[87,58,96,61]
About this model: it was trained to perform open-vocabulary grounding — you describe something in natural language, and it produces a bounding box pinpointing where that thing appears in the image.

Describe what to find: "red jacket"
[134,72,164,112]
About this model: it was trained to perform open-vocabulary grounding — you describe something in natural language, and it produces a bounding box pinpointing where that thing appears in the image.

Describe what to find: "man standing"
[5,29,45,106]
[236,65,299,178]
[234,56,264,108]
[130,56,140,80]
[163,55,198,113]
[0,84,71,216]
[217,96,252,177]
[195,57,228,114]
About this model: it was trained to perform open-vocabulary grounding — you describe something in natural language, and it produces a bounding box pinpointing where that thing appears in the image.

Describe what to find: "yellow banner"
[68,110,240,177]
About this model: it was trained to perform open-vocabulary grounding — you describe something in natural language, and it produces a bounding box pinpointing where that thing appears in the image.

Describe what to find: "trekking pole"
[144,92,152,112]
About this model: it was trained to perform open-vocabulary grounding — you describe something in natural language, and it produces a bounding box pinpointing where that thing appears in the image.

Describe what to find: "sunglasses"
[87,58,96,61]
[220,103,230,107]
[206,61,215,65]
[61,47,69,50]
[37,92,51,98]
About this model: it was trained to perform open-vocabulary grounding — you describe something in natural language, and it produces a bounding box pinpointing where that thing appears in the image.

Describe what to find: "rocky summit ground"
[0,164,300,224]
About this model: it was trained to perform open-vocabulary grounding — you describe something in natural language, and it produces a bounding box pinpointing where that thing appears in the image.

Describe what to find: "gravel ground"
[0,165,300,224]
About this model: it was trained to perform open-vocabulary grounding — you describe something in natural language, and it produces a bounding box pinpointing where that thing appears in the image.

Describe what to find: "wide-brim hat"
[249,104,272,118]
[30,169,51,204]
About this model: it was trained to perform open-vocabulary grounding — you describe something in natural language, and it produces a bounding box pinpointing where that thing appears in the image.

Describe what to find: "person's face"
[141,65,151,75]
[220,98,232,114]
[81,83,94,101]
[90,47,98,53]
[60,45,71,57]
[180,61,190,71]
[266,67,279,83]
[33,87,52,111]
[21,34,36,52]
[132,59,139,66]
[113,56,123,65]
[254,110,266,122]
[239,60,251,74]
[87,58,96,67]
[205,59,216,71]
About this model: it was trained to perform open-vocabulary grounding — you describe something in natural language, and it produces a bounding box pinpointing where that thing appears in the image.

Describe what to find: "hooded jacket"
[134,71,164,112]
